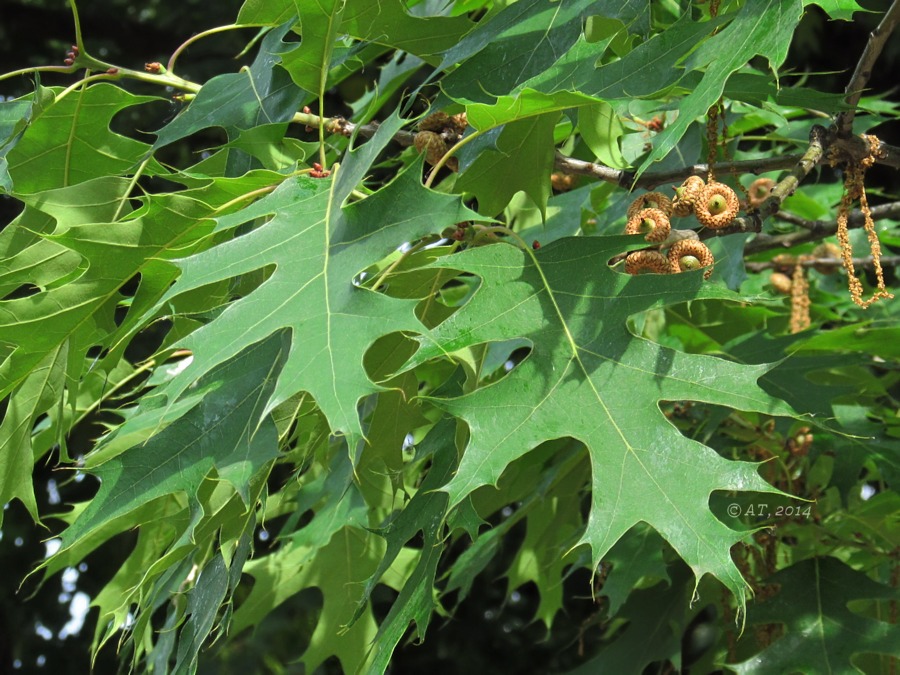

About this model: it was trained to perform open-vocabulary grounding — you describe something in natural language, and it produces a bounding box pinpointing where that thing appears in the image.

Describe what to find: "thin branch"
[297,111,900,191]
[744,201,900,255]
[745,256,900,273]
[700,125,829,240]
[834,0,900,137]
[166,24,263,75]
[827,130,900,170]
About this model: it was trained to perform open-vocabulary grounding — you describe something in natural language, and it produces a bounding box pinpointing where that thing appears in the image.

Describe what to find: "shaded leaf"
[732,557,900,674]
[51,332,286,554]
[457,113,558,217]
[154,22,304,153]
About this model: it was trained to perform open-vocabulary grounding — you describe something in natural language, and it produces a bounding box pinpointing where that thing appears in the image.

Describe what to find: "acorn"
[627,191,673,219]
[418,112,451,132]
[695,181,739,229]
[748,177,775,208]
[414,130,448,166]
[668,240,714,279]
[625,208,671,243]
[671,175,705,217]
[769,272,793,294]
[625,251,673,275]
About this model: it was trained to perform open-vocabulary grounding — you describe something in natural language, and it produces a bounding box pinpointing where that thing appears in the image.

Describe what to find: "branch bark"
[744,201,900,255]
[834,0,900,137]
[745,255,900,272]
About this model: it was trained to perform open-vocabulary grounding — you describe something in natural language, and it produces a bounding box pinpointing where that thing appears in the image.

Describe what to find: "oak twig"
[834,0,900,137]
[744,201,900,255]
[745,256,900,273]
[700,126,829,240]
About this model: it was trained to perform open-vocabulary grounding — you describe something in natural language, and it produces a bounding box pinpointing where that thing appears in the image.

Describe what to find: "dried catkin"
[790,258,811,333]
[835,135,893,308]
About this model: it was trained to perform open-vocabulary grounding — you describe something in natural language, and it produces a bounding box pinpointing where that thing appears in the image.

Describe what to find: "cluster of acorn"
[622,176,740,279]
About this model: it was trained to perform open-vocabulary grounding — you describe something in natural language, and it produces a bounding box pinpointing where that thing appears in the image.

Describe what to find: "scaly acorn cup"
[625,250,673,275]
[627,191,674,219]
[625,208,671,243]
[417,111,452,132]
[695,181,739,229]
[668,239,714,279]
[748,177,775,208]
[414,130,449,167]
[671,175,705,217]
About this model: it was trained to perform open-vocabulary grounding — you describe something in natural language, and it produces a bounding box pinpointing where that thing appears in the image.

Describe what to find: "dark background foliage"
[0,1,897,672]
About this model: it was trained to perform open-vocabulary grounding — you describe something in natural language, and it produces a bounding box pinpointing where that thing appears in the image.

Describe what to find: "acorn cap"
[625,250,673,275]
[668,239,714,279]
[695,181,739,229]
[625,208,671,243]
[671,175,705,217]
[627,191,674,219]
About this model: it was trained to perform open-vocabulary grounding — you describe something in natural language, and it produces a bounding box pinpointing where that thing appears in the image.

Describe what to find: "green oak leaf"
[569,564,695,674]
[237,0,472,61]
[353,418,458,672]
[278,1,343,96]
[638,0,803,178]
[0,81,55,192]
[403,236,799,607]
[6,83,161,194]
[0,344,65,524]
[154,21,305,164]
[141,114,477,444]
[803,0,869,21]
[0,172,281,404]
[457,113,557,217]
[601,525,669,615]
[438,0,650,103]
[732,557,900,674]
[520,14,727,100]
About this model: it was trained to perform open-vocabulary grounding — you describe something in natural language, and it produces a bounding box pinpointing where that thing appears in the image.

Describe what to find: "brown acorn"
[695,181,739,229]
[769,272,793,294]
[414,130,448,166]
[418,112,451,132]
[671,175,705,217]
[668,239,714,279]
[625,208,671,243]
[625,251,673,275]
[627,191,673,219]
[748,177,775,208]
